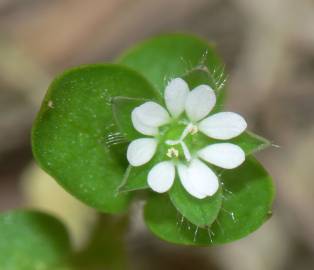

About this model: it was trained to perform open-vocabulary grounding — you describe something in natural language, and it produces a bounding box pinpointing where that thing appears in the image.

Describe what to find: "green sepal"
[184,130,270,158]
[230,131,271,155]
[169,179,223,228]
[118,165,149,193]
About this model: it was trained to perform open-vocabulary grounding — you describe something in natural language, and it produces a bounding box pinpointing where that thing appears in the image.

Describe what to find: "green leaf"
[144,157,274,245]
[32,64,159,213]
[210,156,275,244]
[169,179,223,227]
[118,33,227,98]
[229,131,271,155]
[0,210,72,270]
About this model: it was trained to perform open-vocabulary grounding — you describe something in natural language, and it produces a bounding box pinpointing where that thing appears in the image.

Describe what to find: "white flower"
[126,78,247,199]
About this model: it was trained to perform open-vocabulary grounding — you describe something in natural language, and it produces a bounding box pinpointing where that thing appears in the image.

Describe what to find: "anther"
[189,124,198,135]
[166,147,179,158]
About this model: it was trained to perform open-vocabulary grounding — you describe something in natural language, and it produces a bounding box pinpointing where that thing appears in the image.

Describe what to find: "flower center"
[164,122,198,162]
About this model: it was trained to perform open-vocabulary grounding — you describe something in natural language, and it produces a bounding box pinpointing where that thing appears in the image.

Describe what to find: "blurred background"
[0,0,314,269]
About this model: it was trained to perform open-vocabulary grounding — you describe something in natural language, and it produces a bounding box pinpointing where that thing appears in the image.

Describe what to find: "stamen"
[180,123,193,140]
[166,147,179,158]
[180,141,191,161]
[189,125,198,135]
[180,123,198,140]
[165,139,180,146]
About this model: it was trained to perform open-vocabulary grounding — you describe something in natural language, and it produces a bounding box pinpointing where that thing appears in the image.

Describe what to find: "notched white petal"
[165,78,189,118]
[148,161,175,193]
[127,138,157,166]
[199,112,247,139]
[131,110,158,136]
[185,85,216,122]
[133,101,170,127]
[198,143,245,169]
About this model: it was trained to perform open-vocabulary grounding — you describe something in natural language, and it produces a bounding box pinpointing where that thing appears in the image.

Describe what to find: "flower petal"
[188,159,219,196]
[127,138,157,166]
[131,110,158,136]
[133,101,170,127]
[177,163,206,199]
[178,159,219,199]
[185,85,216,122]
[164,78,189,117]
[198,143,245,169]
[148,161,175,193]
[199,112,247,139]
